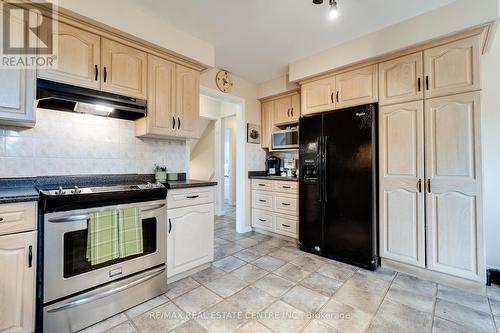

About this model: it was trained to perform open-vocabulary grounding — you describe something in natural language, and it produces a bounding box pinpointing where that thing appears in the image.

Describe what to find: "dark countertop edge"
[0,195,40,204]
[249,175,299,182]
[162,180,218,189]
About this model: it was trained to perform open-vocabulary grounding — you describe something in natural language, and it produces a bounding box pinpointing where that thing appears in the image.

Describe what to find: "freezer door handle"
[322,136,328,202]
[317,136,323,202]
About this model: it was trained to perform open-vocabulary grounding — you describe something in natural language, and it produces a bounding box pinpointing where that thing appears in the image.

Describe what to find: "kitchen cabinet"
[135,55,176,138]
[101,38,148,99]
[379,101,425,268]
[335,65,378,109]
[379,53,423,106]
[425,92,482,281]
[175,65,200,139]
[38,22,101,90]
[0,231,37,333]
[0,202,37,236]
[423,36,480,99]
[261,101,274,149]
[273,93,300,125]
[301,77,336,115]
[166,187,215,279]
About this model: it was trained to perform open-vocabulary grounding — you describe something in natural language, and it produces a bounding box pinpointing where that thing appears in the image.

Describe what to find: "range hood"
[36,79,147,120]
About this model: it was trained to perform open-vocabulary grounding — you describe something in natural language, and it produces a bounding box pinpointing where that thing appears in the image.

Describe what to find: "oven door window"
[63,217,157,278]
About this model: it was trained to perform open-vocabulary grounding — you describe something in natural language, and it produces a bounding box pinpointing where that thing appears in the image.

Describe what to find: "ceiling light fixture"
[313,0,339,20]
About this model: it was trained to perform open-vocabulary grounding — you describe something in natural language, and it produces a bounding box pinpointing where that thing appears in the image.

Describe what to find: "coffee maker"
[283,159,297,177]
[266,156,281,176]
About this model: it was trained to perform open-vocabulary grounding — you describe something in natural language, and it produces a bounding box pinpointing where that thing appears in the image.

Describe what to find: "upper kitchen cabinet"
[37,22,101,90]
[335,65,378,109]
[101,38,148,100]
[379,53,423,106]
[261,101,274,149]
[175,65,200,139]
[136,55,176,138]
[273,92,300,125]
[424,36,480,99]
[301,76,335,115]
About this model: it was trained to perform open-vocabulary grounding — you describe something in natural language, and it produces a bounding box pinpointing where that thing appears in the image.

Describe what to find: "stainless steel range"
[39,182,168,333]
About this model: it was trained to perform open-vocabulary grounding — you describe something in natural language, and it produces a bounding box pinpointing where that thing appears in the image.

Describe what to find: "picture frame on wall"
[247,123,261,144]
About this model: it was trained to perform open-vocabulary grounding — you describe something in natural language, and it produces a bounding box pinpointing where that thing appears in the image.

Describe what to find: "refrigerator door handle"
[322,136,328,202]
[317,136,323,202]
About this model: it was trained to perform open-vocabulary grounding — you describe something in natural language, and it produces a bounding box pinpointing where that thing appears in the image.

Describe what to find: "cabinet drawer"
[252,191,273,210]
[273,181,298,194]
[167,187,214,209]
[275,215,298,236]
[274,196,298,215]
[0,202,37,236]
[251,209,274,231]
[251,179,273,191]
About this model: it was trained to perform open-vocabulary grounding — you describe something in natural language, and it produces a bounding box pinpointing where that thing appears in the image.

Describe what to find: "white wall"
[224,116,237,205]
[53,0,215,67]
[0,109,187,177]
[190,120,215,181]
[257,75,299,99]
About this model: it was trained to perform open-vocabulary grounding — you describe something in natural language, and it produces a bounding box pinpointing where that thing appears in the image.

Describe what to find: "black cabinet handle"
[178,117,181,130]
[282,186,291,189]
[282,224,291,228]
[172,117,176,129]
[331,92,334,104]
[0,217,4,222]
[103,67,107,83]
[336,91,339,103]
[417,78,421,92]
[425,76,429,91]
[168,219,172,234]
[259,199,266,203]
[418,179,422,193]
[95,65,98,81]
[282,203,291,206]
[291,108,294,117]
[427,179,431,193]
[186,195,199,199]
[259,219,266,222]
[258,184,266,187]
[28,245,33,268]
[287,109,290,117]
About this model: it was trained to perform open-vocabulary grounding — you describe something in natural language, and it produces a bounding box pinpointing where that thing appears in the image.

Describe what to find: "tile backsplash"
[0,109,187,178]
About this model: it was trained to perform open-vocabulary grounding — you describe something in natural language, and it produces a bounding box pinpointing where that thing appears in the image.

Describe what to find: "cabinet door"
[273,96,292,125]
[424,36,480,99]
[301,77,335,115]
[261,101,273,148]
[379,53,423,106]
[175,65,200,139]
[425,92,483,281]
[290,93,300,122]
[0,231,36,333]
[335,65,378,109]
[101,38,147,99]
[38,22,100,90]
[379,101,425,267]
[0,8,35,127]
[167,204,214,278]
[136,55,176,137]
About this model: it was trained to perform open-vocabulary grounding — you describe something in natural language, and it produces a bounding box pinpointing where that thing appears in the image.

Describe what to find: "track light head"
[313,0,324,4]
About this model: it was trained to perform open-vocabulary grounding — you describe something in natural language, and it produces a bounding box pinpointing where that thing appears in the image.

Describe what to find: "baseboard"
[252,227,298,243]
[487,269,500,286]
[167,263,211,284]
[381,258,486,295]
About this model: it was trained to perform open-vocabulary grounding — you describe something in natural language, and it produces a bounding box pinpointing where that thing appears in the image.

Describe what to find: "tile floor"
[81,205,500,333]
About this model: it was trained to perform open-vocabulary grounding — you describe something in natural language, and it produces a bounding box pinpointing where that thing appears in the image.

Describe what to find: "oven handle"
[48,204,166,223]
[46,266,166,313]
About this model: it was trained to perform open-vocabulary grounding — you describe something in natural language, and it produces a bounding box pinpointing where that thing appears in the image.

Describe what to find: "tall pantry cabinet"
[378,35,484,281]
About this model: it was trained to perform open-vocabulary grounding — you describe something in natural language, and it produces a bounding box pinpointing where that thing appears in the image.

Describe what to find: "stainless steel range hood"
[36,79,147,120]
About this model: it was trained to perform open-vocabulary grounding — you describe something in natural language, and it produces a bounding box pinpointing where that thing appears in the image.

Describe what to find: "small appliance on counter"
[283,159,297,177]
[272,127,299,150]
[266,156,281,176]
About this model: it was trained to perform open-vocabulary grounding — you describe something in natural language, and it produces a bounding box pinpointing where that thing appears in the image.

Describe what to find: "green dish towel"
[118,207,143,258]
[86,210,120,266]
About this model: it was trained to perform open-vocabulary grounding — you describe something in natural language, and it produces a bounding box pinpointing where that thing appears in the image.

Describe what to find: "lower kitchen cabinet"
[0,231,37,333]
[166,188,215,279]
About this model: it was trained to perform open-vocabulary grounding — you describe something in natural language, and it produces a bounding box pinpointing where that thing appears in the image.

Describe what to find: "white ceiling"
[132,0,454,83]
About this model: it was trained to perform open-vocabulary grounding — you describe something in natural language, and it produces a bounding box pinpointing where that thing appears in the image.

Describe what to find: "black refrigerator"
[298,104,378,270]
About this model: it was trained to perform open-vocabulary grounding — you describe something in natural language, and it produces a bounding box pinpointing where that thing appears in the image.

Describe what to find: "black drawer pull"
[0,217,4,222]
[186,195,200,199]
[168,219,172,234]
[282,203,291,206]
[282,224,291,228]
[28,245,33,268]
[282,186,291,189]
[103,67,107,83]
[259,219,267,222]
[258,184,266,187]
[95,65,98,81]
[259,199,267,203]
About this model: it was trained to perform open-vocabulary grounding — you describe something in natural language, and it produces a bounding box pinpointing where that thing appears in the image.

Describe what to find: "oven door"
[272,129,299,150]
[44,200,167,303]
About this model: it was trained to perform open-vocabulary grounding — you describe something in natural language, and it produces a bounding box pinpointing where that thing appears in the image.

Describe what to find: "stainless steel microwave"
[272,128,299,150]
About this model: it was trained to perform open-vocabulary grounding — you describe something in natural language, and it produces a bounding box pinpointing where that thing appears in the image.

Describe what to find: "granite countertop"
[0,187,39,204]
[248,171,298,182]
[162,179,218,189]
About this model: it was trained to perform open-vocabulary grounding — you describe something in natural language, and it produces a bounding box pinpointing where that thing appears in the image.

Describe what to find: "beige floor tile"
[229,264,268,283]
[104,321,137,333]
[169,320,207,333]
[317,263,356,281]
[385,282,436,313]
[173,286,223,313]
[487,285,500,301]
[196,301,248,333]
[437,284,490,314]
[253,255,286,271]
[281,285,329,313]
[80,314,128,333]
[213,256,246,272]
[248,233,272,242]
[366,299,432,333]
[259,300,309,333]
[236,321,273,333]
[131,302,186,333]
[435,298,495,333]
[126,294,170,318]
[319,299,373,333]
[432,317,483,333]
[234,238,259,248]
[226,286,276,313]
[299,272,343,297]
[274,263,311,283]
[302,320,341,333]
[268,248,301,262]
[291,255,325,272]
[393,273,437,297]
[495,316,499,331]
[191,266,226,285]
[491,298,500,316]
[356,267,396,282]
[332,275,388,314]
[204,274,248,298]
[233,249,262,263]
[252,274,295,297]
